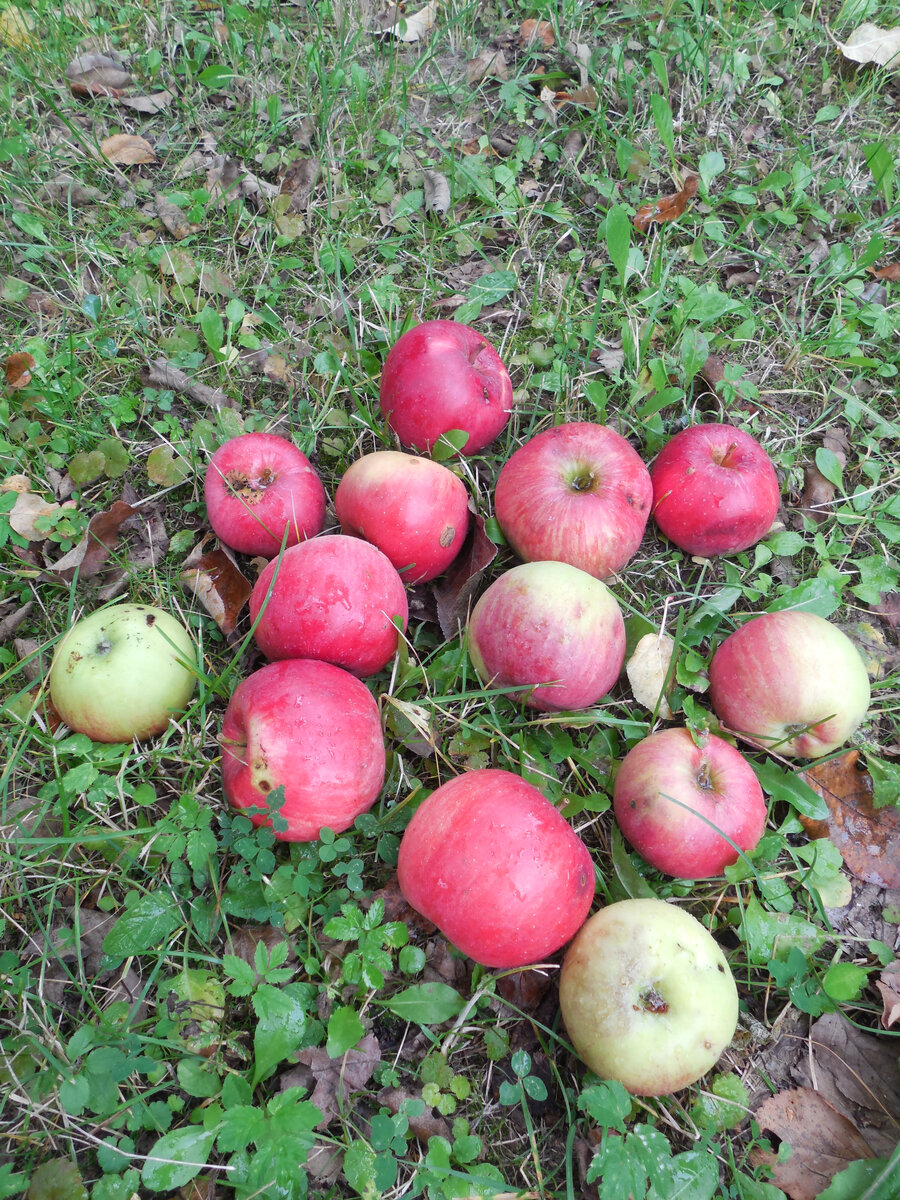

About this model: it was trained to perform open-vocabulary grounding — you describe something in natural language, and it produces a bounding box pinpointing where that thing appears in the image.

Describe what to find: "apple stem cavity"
[696,758,715,791]
[713,441,739,468]
[636,985,669,1015]
[570,470,597,493]
[95,637,112,656]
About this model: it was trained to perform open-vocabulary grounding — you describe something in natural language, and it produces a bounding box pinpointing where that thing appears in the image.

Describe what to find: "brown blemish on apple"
[258,779,272,793]
[225,467,276,504]
[635,985,668,1014]
[439,524,456,548]
[145,613,156,626]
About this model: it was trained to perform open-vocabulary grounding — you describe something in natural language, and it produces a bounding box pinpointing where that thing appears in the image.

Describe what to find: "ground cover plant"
[1,0,900,1196]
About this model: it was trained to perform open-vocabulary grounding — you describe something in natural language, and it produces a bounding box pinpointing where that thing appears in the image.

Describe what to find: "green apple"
[49,604,197,742]
[559,898,738,1096]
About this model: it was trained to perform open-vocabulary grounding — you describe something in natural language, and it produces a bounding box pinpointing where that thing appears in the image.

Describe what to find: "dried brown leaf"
[378,1,438,41]
[143,357,233,410]
[198,263,236,296]
[496,967,554,1012]
[4,351,35,389]
[279,156,321,213]
[423,169,451,214]
[834,22,900,69]
[155,194,195,240]
[876,964,900,1029]
[0,601,33,643]
[432,513,495,639]
[633,176,699,233]
[9,492,60,540]
[227,925,296,980]
[42,175,104,206]
[466,46,508,85]
[872,593,900,629]
[868,262,900,281]
[626,632,674,719]
[46,500,137,580]
[65,51,132,93]
[519,18,554,49]
[180,544,252,636]
[293,1035,381,1127]
[377,1087,452,1141]
[754,1087,875,1199]
[800,750,900,887]
[118,89,175,114]
[100,134,156,165]
[368,876,436,939]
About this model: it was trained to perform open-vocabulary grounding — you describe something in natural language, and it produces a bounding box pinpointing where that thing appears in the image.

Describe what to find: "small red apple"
[613,728,767,878]
[334,451,470,584]
[493,423,652,579]
[397,768,595,968]
[204,432,326,557]
[221,658,385,841]
[708,611,871,758]
[467,561,626,711]
[379,320,513,455]
[249,534,408,677]
[651,423,780,557]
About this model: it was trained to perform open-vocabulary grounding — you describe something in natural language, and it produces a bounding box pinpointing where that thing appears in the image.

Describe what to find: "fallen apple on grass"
[204,431,326,557]
[220,658,385,841]
[467,560,626,711]
[613,727,767,878]
[397,768,595,968]
[249,534,408,677]
[379,319,513,455]
[650,423,780,557]
[559,898,738,1096]
[709,611,871,758]
[334,450,470,583]
[493,422,652,579]
[49,604,197,743]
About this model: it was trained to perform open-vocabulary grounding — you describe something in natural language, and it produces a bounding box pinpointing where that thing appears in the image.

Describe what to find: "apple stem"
[717,442,738,468]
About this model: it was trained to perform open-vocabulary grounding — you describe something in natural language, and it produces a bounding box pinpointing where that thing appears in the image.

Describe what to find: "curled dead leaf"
[466,47,508,85]
[4,352,35,389]
[0,6,36,47]
[155,194,195,240]
[118,89,175,114]
[46,500,137,581]
[876,963,900,1029]
[633,176,699,234]
[626,632,675,719]
[180,544,252,636]
[293,1035,381,1127]
[800,750,900,888]
[432,513,494,639]
[279,156,321,213]
[519,18,554,49]
[868,262,900,281]
[379,1,438,41]
[833,22,900,69]
[423,169,451,214]
[65,51,132,95]
[101,134,156,165]
[42,175,103,207]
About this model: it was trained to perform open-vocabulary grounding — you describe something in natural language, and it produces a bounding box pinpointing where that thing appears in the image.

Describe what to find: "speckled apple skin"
[650,423,780,557]
[494,423,652,580]
[560,899,738,1095]
[221,658,385,842]
[613,728,766,878]
[379,320,513,455]
[467,561,625,711]
[249,535,408,677]
[397,768,595,968]
[709,611,870,758]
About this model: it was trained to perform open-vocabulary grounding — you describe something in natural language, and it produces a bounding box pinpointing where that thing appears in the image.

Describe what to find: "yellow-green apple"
[494,423,652,579]
[467,561,626,711]
[249,534,408,677]
[613,728,766,878]
[379,320,513,455]
[709,611,870,757]
[49,604,196,742]
[651,423,780,557]
[204,432,326,557]
[559,899,738,1095]
[397,768,594,968]
[221,658,385,841]
[334,450,470,584]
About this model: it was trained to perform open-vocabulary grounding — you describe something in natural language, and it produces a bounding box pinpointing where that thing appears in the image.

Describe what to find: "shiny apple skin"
[650,423,780,557]
[613,728,767,878]
[335,451,470,584]
[204,432,326,557]
[467,561,626,711]
[709,611,871,758]
[249,535,408,676]
[493,423,652,579]
[379,320,513,455]
[559,899,738,1096]
[397,768,595,968]
[221,658,385,842]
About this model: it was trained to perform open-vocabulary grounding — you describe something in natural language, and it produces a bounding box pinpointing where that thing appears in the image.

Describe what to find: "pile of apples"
[47,320,871,1097]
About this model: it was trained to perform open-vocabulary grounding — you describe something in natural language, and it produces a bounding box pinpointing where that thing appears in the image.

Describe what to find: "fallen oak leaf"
[633,175,699,234]
[100,134,156,165]
[800,750,900,887]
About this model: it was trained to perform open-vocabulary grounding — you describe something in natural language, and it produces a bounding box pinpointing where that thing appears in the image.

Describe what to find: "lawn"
[1,0,899,1198]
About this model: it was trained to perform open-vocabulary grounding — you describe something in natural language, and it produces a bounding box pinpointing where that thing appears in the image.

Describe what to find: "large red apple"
[493,423,652,579]
[650,423,780,557]
[249,535,408,677]
[379,320,513,456]
[467,561,626,711]
[221,658,385,841]
[709,611,870,758]
[204,432,326,557]
[334,451,470,584]
[397,769,595,968]
[613,728,766,878]
[559,899,738,1095]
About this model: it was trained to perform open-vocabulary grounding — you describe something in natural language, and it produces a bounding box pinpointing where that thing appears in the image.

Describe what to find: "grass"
[1,0,899,1196]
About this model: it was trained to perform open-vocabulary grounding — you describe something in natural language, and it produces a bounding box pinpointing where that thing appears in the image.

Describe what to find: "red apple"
[493,423,652,579]
[249,534,408,677]
[334,451,470,584]
[708,611,871,758]
[613,728,767,878]
[467,561,626,711]
[650,423,780,557]
[379,320,513,455]
[221,658,385,841]
[397,768,595,968]
[559,899,738,1095]
[204,432,326,557]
